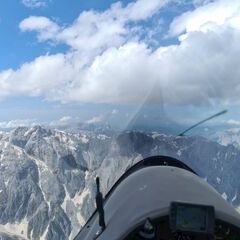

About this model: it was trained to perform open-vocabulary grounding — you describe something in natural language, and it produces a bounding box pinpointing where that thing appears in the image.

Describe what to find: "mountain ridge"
[0,126,239,239]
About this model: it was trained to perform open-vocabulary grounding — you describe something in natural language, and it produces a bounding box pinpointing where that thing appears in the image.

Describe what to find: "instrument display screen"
[176,205,207,231]
[170,202,215,234]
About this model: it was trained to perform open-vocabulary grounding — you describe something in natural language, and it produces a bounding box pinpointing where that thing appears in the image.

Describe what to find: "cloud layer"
[22,0,49,8]
[0,119,37,129]
[2,0,240,106]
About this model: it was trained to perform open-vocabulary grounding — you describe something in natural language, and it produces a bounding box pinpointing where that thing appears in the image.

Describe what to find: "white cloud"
[112,109,119,114]
[123,0,169,21]
[1,0,240,107]
[20,16,60,41]
[49,116,73,126]
[226,119,240,126]
[22,0,49,8]
[169,0,240,36]
[19,0,168,51]
[59,116,72,122]
[86,115,104,124]
[193,0,215,7]
[0,119,37,129]
[0,116,74,129]
[0,53,73,100]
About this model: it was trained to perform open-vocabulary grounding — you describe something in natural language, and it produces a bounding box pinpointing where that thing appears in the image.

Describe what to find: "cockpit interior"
[125,218,240,240]
[124,202,240,240]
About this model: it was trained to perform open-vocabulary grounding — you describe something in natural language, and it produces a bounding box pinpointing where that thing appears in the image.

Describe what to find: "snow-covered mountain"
[0,126,239,239]
[213,128,240,149]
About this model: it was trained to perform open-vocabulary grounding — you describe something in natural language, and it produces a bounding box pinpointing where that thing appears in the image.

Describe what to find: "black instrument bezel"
[170,201,215,235]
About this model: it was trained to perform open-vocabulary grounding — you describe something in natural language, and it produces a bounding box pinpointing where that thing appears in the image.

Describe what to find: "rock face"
[0,127,239,239]
[213,128,240,149]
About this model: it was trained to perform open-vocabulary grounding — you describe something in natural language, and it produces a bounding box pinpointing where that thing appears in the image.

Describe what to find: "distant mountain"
[53,122,113,135]
[0,126,239,239]
[213,128,240,149]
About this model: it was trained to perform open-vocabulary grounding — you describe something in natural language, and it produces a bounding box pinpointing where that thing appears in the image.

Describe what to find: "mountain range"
[0,126,239,239]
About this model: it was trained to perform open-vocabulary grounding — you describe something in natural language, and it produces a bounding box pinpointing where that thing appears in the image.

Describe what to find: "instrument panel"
[124,202,240,240]
[170,202,215,235]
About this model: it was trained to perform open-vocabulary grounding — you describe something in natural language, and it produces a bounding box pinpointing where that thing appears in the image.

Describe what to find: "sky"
[1,0,240,132]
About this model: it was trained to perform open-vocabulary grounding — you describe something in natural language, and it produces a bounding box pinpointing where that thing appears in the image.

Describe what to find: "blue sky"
[0,0,136,125]
[0,0,240,133]
[0,0,132,69]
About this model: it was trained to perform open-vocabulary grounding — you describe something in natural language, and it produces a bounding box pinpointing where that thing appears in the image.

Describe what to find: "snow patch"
[0,218,28,239]
[80,134,89,143]
[97,134,110,140]
[74,189,91,226]
[215,128,240,149]
[152,133,161,139]
[40,224,49,240]
[177,150,181,156]
[232,191,237,202]
[62,185,90,227]
[222,192,228,200]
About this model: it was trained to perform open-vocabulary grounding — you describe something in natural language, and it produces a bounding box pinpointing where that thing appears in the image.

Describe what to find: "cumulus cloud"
[0,116,74,129]
[20,16,60,41]
[112,109,119,114]
[193,0,215,7]
[49,116,73,126]
[0,54,72,100]
[226,119,240,126]
[1,0,240,107]
[0,119,37,129]
[22,0,49,8]
[86,115,105,124]
[59,116,72,122]
[19,0,168,51]
[169,0,240,36]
